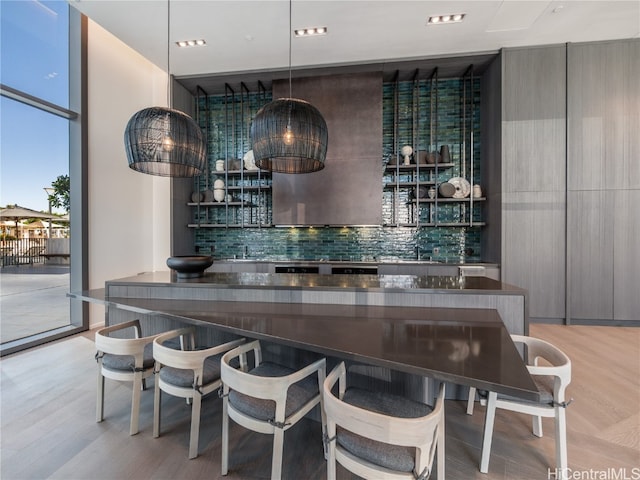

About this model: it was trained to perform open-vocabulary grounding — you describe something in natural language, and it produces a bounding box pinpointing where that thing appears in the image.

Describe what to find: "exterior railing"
[0,238,69,267]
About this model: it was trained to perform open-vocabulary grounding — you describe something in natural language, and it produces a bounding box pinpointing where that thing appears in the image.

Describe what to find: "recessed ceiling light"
[427,14,465,25]
[294,26,328,37]
[176,39,206,48]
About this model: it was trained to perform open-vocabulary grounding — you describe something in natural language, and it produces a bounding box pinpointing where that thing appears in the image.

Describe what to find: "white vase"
[213,188,225,202]
[473,184,483,198]
[215,160,225,171]
[400,145,413,165]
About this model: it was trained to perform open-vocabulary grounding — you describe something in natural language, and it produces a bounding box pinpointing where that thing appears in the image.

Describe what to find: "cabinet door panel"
[568,40,640,191]
[502,46,566,194]
[613,189,640,321]
[568,190,614,320]
[502,192,566,320]
[428,265,459,277]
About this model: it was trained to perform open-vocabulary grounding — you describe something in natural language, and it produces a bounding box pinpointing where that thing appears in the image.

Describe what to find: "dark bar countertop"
[104,270,525,295]
[72,276,537,400]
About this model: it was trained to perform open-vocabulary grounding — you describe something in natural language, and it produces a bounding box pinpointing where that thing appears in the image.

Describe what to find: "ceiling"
[69,0,639,93]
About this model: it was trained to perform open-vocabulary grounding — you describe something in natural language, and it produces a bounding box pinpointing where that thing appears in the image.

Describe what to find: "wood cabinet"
[499,45,567,322]
[567,40,640,323]
[497,40,640,324]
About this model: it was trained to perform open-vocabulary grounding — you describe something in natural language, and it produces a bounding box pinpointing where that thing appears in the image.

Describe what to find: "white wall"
[87,20,171,326]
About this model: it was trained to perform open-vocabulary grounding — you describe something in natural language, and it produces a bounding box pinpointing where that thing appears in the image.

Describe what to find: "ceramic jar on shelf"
[213,179,225,202]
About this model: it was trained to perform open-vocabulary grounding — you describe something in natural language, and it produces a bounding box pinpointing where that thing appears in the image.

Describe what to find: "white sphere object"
[401,145,413,156]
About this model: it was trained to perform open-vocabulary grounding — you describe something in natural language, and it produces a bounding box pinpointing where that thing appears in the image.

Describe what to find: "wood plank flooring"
[1,324,638,479]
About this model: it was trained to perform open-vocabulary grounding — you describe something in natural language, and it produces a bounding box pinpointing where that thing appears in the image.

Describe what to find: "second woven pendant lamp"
[251,0,328,174]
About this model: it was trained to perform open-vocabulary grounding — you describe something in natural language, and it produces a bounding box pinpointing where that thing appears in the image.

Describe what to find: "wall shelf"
[191,83,273,228]
[410,197,486,203]
[188,223,273,228]
[384,162,455,171]
[383,68,483,229]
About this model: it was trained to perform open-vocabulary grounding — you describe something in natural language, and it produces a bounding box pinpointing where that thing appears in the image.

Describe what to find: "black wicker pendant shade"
[251,98,328,173]
[123,0,206,178]
[124,106,206,177]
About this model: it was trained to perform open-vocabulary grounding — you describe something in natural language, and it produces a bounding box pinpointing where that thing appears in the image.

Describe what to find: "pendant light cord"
[288,0,292,99]
[167,0,171,107]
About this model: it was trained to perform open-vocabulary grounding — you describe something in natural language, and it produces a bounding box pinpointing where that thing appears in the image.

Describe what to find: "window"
[1,0,70,107]
[0,2,85,355]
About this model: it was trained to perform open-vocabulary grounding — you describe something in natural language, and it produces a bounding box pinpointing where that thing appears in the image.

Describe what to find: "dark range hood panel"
[272,72,383,226]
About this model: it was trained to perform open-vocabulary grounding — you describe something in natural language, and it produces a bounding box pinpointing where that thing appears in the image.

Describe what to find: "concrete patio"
[0,264,71,344]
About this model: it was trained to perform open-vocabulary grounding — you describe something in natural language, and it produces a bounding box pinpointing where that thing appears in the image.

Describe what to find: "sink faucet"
[242,245,248,259]
[415,245,421,261]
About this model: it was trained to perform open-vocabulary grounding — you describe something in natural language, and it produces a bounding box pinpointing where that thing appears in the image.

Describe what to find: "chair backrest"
[323,362,445,471]
[221,340,324,408]
[511,334,571,400]
[95,320,152,359]
[152,327,199,370]
[221,340,291,404]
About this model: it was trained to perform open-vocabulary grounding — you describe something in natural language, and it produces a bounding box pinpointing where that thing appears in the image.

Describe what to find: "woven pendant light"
[251,0,328,173]
[125,107,205,177]
[124,0,206,177]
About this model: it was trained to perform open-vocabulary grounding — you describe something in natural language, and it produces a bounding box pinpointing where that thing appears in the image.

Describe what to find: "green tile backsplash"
[193,76,482,263]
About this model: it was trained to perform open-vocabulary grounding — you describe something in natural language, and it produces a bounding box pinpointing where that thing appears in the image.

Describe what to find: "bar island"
[72,271,536,401]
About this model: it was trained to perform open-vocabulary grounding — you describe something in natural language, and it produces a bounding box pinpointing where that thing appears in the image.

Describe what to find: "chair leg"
[437,416,445,479]
[555,406,568,475]
[96,368,105,423]
[480,391,497,473]
[467,387,477,415]
[153,378,161,438]
[532,415,543,437]
[221,397,229,476]
[271,427,285,480]
[188,393,202,459]
[326,422,337,480]
[130,370,142,436]
[318,375,328,460]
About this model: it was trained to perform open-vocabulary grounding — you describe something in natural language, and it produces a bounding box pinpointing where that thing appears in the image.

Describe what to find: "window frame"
[0,9,87,356]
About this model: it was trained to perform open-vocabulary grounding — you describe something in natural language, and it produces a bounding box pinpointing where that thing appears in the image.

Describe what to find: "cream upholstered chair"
[466,334,572,475]
[220,340,326,479]
[323,362,445,480]
[152,327,245,459]
[95,319,159,435]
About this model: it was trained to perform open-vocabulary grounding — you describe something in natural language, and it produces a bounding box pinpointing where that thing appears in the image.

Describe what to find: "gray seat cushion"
[336,387,433,473]
[228,362,319,421]
[102,342,154,372]
[497,374,555,405]
[159,353,223,387]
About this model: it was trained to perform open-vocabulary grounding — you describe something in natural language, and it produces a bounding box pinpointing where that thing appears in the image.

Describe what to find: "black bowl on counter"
[166,255,214,278]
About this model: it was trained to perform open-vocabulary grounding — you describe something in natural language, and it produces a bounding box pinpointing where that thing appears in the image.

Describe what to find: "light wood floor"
[1,324,638,479]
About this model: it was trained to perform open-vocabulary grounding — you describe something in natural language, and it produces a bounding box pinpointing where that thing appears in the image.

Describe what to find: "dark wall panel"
[272,72,382,225]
